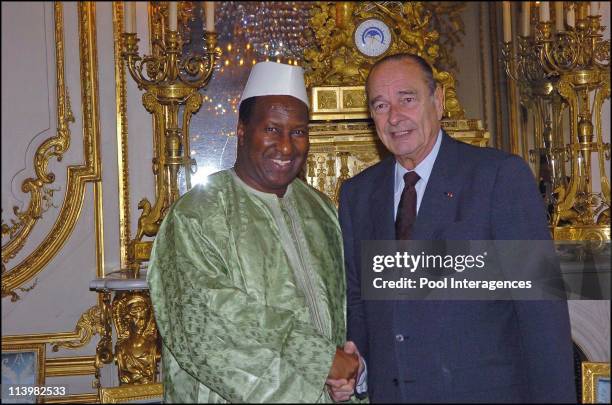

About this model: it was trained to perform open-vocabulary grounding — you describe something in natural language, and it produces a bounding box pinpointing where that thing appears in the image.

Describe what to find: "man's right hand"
[328,346,359,380]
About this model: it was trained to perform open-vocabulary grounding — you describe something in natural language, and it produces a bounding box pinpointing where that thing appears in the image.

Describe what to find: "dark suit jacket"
[338,132,576,403]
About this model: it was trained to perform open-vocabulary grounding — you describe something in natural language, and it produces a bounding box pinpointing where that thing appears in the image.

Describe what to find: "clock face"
[354,19,392,57]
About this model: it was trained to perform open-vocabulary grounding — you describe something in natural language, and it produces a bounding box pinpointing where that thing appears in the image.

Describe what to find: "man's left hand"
[326,377,355,402]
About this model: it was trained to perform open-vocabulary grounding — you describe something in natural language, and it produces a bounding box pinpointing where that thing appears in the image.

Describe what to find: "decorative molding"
[95,180,105,278]
[2,331,89,346]
[99,383,163,403]
[582,361,610,403]
[45,355,97,377]
[507,31,521,156]
[489,3,504,150]
[1,2,102,299]
[1,305,102,351]
[44,393,99,404]
[478,2,488,130]
[113,2,131,268]
[1,2,74,290]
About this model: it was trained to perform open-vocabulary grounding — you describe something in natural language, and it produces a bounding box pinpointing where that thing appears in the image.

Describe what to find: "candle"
[539,1,550,22]
[522,2,531,36]
[169,2,177,31]
[576,2,587,20]
[590,1,599,16]
[567,5,575,27]
[204,2,215,32]
[555,2,564,31]
[125,2,136,33]
[503,2,512,42]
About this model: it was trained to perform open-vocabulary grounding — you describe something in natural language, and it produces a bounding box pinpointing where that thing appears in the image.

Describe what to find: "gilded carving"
[182,91,203,189]
[550,70,610,232]
[582,362,611,403]
[318,90,338,110]
[427,2,467,74]
[502,5,610,240]
[343,89,367,109]
[593,74,611,217]
[306,118,489,203]
[3,307,104,392]
[112,292,160,385]
[305,2,438,87]
[1,279,38,303]
[100,383,163,403]
[305,2,465,78]
[52,305,104,352]
[122,9,219,263]
[305,1,465,120]
[333,152,351,203]
[2,2,102,299]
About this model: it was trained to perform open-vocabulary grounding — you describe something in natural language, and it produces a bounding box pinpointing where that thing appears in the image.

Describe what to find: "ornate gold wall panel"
[1,2,73,283]
[2,2,103,300]
[2,6,106,398]
[3,305,104,399]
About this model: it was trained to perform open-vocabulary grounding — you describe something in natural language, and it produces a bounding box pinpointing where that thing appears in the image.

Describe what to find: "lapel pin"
[444,191,454,198]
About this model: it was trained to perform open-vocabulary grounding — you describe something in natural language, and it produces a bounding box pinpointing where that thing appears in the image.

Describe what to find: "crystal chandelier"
[217,2,313,62]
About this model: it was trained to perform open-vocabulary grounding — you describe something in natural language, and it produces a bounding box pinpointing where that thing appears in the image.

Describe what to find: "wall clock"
[354,19,392,57]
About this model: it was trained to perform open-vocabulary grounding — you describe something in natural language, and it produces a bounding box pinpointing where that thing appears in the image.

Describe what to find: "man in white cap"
[148,61,359,403]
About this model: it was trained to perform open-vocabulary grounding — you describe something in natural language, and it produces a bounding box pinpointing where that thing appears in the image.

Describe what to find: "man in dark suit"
[337,53,576,403]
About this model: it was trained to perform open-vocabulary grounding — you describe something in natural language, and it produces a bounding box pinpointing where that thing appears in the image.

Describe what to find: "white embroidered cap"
[239,61,309,109]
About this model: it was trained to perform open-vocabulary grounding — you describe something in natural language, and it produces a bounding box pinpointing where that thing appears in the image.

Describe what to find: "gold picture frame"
[99,383,163,403]
[1,339,46,403]
[582,361,610,403]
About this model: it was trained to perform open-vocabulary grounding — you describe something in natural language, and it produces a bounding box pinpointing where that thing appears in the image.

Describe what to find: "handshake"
[326,341,363,402]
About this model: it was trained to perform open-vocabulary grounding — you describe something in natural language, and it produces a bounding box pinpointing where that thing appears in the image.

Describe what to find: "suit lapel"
[412,132,462,240]
[369,157,396,240]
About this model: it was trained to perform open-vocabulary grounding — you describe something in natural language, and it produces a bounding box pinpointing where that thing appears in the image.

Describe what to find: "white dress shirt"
[393,129,443,219]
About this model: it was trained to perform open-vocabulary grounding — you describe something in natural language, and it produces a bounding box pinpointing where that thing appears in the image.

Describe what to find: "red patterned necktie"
[395,171,421,240]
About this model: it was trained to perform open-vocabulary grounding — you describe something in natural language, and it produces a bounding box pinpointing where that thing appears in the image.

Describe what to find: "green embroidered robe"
[148,169,346,403]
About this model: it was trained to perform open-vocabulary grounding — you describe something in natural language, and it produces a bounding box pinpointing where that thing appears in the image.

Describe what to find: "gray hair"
[366,53,437,95]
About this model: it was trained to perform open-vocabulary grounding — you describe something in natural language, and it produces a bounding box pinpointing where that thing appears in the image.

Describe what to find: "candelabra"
[503,2,610,241]
[92,4,221,387]
[121,14,221,265]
